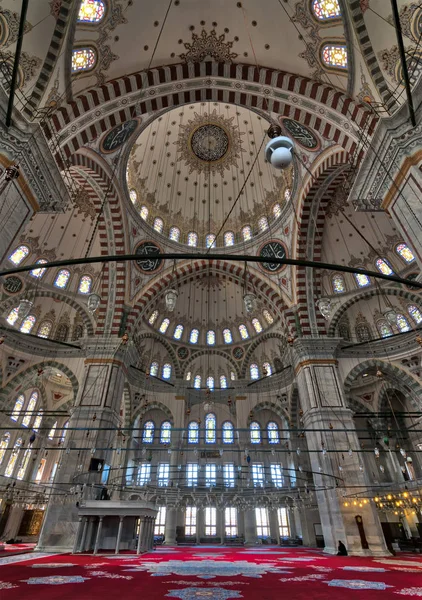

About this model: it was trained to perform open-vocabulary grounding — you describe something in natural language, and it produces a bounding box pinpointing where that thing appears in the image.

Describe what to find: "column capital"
[291,337,342,370]
[81,336,139,367]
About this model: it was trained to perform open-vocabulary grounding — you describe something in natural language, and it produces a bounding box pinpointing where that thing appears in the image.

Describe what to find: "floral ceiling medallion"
[179,29,238,64]
[174,110,245,176]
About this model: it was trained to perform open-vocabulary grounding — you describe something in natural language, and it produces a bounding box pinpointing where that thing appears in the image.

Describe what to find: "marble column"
[244,508,256,545]
[164,508,177,545]
[79,517,88,553]
[94,517,104,554]
[218,508,225,544]
[137,518,145,554]
[72,517,83,554]
[115,516,124,554]
[196,509,204,544]
[86,517,94,552]
[269,509,280,544]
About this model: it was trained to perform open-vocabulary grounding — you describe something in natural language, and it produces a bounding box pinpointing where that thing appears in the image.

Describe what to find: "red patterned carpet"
[1,546,422,599]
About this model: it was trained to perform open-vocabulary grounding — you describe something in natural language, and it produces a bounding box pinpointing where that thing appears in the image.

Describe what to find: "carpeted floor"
[1,546,422,598]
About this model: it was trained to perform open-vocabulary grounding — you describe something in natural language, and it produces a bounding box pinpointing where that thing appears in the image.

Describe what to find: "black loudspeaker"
[89,458,104,472]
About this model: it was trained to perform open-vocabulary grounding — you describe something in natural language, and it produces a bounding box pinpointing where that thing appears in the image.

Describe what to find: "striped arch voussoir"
[254,400,289,424]
[135,333,180,377]
[182,348,240,380]
[241,333,286,378]
[132,400,174,427]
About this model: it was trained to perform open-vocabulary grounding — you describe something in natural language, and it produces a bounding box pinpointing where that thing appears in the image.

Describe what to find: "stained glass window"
[143,421,155,443]
[9,245,29,265]
[54,269,71,289]
[378,320,393,338]
[11,395,24,421]
[207,376,214,390]
[250,421,261,444]
[129,189,137,203]
[149,310,159,325]
[0,433,10,466]
[17,447,32,480]
[162,363,172,379]
[224,231,235,246]
[186,371,192,381]
[258,216,268,232]
[187,232,198,247]
[263,362,272,376]
[376,258,394,276]
[159,318,170,333]
[173,324,184,340]
[60,421,69,443]
[222,421,234,444]
[332,274,346,293]
[239,324,249,340]
[33,410,43,432]
[78,0,105,22]
[5,437,21,477]
[169,227,180,242]
[30,259,47,278]
[408,305,422,324]
[48,421,57,440]
[267,422,280,444]
[78,275,92,294]
[150,361,159,377]
[396,313,411,332]
[356,323,371,342]
[20,315,36,334]
[153,217,164,233]
[190,328,199,344]
[207,330,215,345]
[252,318,263,333]
[188,421,199,443]
[140,206,149,220]
[396,243,415,263]
[160,421,171,444]
[206,234,216,248]
[223,328,233,344]
[6,307,19,326]
[354,272,370,288]
[230,371,236,380]
[312,0,341,20]
[284,189,291,202]
[242,226,252,241]
[321,44,348,69]
[205,413,216,444]
[71,47,97,73]
[263,310,274,324]
[250,363,259,380]
[194,374,201,389]
[37,321,52,339]
[273,203,282,219]
[220,374,227,389]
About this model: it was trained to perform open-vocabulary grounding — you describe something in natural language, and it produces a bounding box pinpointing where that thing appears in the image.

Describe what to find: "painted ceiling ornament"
[243,292,257,314]
[87,293,101,314]
[316,297,331,320]
[179,29,238,64]
[165,288,179,312]
[173,110,245,177]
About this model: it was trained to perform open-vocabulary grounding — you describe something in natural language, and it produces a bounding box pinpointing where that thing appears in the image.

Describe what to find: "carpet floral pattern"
[0,546,422,599]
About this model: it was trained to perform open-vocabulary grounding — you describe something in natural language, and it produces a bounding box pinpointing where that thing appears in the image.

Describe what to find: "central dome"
[190,124,229,162]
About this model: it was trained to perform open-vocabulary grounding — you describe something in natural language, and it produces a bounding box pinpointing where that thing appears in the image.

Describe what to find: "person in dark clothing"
[337,540,348,556]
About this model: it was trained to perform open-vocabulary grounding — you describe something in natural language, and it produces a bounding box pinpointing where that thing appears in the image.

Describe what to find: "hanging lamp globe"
[87,293,101,314]
[165,288,178,312]
[17,298,33,319]
[243,292,257,314]
[265,125,294,170]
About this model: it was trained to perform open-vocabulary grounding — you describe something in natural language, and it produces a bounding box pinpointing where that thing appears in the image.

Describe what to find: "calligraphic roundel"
[135,241,163,274]
[101,119,139,154]
[258,240,287,273]
[279,117,320,151]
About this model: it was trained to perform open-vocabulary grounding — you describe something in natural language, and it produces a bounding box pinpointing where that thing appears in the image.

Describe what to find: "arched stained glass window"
[71,47,97,73]
[354,272,370,288]
[396,243,415,263]
[188,421,199,443]
[162,363,172,379]
[223,328,233,344]
[78,275,92,294]
[190,328,199,344]
[5,437,22,477]
[169,227,180,242]
[263,310,274,324]
[20,315,36,334]
[159,318,170,334]
[205,413,216,444]
[230,371,236,381]
[173,324,184,340]
[30,259,47,279]
[378,320,393,338]
[37,320,52,339]
[263,362,272,376]
[267,422,280,444]
[258,216,268,232]
[206,234,216,248]
[207,376,214,390]
[9,245,29,265]
[160,421,171,444]
[187,232,198,247]
[54,269,71,289]
[250,363,259,380]
[78,0,105,22]
[224,231,235,247]
[140,206,149,220]
[321,44,348,69]
[312,0,341,20]
[142,420,155,443]
[17,446,32,480]
[149,310,159,325]
[408,305,422,324]
[194,374,201,389]
[242,226,252,241]
[222,421,234,444]
[11,394,24,421]
[207,330,215,345]
[60,421,69,443]
[22,391,38,428]
[273,203,282,219]
[239,324,249,340]
[186,371,192,381]
[48,421,57,440]
[375,258,394,276]
[129,189,137,203]
[153,217,164,233]
[356,323,371,342]
[396,313,411,332]
[250,421,261,444]
[6,307,19,326]
[284,189,291,202]
[332,274,346,293]
[220,374,227,389]
[150,361,159,377]
[0,432,10,466]
[33,410,43,432]
[252,318,263,333]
